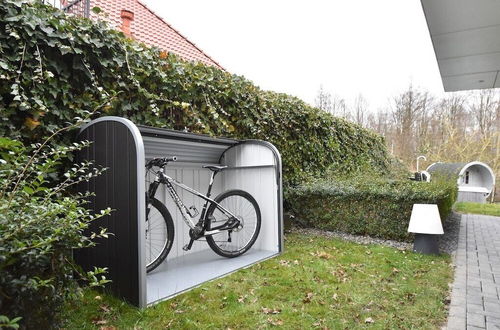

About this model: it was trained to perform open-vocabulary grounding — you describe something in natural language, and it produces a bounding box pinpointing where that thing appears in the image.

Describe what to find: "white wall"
[221,143,280,253]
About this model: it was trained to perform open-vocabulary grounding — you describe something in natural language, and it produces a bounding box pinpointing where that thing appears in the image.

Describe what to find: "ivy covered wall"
[0,0,392,184]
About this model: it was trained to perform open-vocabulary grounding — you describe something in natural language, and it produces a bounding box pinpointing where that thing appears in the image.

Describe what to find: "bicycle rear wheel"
[206,190,261,258]
[146,198,174,273]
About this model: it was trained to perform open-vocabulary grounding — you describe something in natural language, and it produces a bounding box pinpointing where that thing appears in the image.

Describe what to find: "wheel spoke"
[207,192,261,256]
[145,200,173,273]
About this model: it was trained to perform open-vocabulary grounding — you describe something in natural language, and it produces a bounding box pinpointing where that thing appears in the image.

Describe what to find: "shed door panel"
[75,121,140,306]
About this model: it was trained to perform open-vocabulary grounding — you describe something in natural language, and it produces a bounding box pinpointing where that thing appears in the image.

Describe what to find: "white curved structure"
[420,170,431,182]
[427,161,496,203]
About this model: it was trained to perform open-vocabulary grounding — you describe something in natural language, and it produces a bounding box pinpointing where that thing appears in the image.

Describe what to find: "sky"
[142,0,445,113]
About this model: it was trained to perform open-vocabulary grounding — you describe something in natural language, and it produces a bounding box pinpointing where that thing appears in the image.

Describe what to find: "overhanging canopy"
[421,0,500,92]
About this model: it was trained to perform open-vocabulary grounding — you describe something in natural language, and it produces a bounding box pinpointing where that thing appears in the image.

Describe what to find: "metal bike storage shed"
[427,161,496,203]
[75,116,283,308]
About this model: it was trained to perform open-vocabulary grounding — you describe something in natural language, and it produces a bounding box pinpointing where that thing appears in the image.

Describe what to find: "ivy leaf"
[0,60,9,70]
[41,25,55,35]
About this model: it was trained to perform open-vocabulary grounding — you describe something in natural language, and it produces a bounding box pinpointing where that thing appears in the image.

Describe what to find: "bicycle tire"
[206,190,261,258]
[145,198,174,273]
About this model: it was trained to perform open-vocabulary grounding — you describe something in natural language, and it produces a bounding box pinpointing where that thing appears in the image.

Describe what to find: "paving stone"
[449,305,466,316]
[447,316,466,329]
[469,303,486,313]
[468,295,484,306]
[469,280,482,289]
[484,302,500,314]
[468,313,486,328]
[486,316,500,324]
[452,290,467,300]
[451,297,467,307]
[484,297,500,305]
[481,277,495,285]
[482,284,498,296]
[446,215,500,330]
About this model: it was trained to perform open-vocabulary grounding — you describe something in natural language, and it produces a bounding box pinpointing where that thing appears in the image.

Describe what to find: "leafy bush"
[0,132,110,328]
[285,176,458,241]
[0,0,391,184]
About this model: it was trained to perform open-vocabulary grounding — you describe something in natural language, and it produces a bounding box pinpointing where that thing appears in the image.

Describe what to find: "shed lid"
[137,125,238,146]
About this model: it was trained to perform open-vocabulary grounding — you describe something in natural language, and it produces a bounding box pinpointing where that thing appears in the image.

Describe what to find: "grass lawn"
[63,233,452,329]
[454,202,500,217]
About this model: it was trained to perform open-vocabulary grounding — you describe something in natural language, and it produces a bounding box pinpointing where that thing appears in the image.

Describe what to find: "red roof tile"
[85,0,223,69]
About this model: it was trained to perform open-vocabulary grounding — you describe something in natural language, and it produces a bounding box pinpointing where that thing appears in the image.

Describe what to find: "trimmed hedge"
[0,0,391,184]
[285,177,458,241]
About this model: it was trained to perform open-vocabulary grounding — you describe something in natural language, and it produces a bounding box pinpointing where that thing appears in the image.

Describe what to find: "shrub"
[0,0,391,184]
[0,132,110,329]
[285,176,458,241]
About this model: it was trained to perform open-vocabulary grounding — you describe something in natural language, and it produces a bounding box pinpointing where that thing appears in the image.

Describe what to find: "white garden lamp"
[408,204,443,255]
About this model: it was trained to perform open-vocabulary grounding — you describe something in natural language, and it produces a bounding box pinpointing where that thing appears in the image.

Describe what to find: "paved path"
[448,214,500,330]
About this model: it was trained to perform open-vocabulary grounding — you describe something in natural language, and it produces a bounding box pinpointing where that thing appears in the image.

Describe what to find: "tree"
[390,84,432,162]
[469,90,500,137]
[332,95,349,119]
[315,85,333,113]
[353,94,368,127]
[366,84,499,197]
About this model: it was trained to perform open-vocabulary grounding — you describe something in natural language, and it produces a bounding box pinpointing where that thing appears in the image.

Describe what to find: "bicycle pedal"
[183,239,195,251]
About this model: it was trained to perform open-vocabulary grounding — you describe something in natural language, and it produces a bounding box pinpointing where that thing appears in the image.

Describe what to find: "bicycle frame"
[146,167,239,236]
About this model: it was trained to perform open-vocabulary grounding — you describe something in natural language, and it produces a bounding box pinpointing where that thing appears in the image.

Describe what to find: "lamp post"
[416,155,426,172]
[407,204,443,255]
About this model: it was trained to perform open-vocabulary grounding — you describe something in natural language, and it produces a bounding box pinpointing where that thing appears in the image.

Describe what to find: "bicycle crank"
[182,225,203,251]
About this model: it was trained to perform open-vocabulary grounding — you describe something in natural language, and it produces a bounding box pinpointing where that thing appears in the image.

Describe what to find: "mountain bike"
[145,156,262,273]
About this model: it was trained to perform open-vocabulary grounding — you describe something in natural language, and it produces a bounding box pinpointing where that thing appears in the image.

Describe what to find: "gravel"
[289,227,413,250]
[289,212,462,255]
[438,212,461,255]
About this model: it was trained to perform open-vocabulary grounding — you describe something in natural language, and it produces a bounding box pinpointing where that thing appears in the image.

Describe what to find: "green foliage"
[0,0,391,184]
[285,176,458,241]
[454,202,500,217]
[0,135,111,328]
[0,315,21,329]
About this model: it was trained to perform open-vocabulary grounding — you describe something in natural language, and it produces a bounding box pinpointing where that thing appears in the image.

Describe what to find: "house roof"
[421,0,500,91]
[87,0,224,69]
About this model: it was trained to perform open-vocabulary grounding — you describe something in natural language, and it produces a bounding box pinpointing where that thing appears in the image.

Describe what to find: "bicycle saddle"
[202,165,227,172]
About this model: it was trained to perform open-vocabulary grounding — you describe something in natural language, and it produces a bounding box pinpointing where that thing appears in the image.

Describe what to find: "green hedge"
[285,177,458,241]
[0,0,391,184]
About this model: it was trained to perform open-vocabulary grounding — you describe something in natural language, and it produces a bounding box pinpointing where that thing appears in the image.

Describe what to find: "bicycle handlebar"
[146,156,177,169]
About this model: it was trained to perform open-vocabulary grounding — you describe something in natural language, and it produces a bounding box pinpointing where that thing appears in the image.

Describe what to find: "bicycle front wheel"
[146,198,174,273]
[206,190,261,258]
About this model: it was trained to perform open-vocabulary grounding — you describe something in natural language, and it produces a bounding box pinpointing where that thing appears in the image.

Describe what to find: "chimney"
[120,10,134,37]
